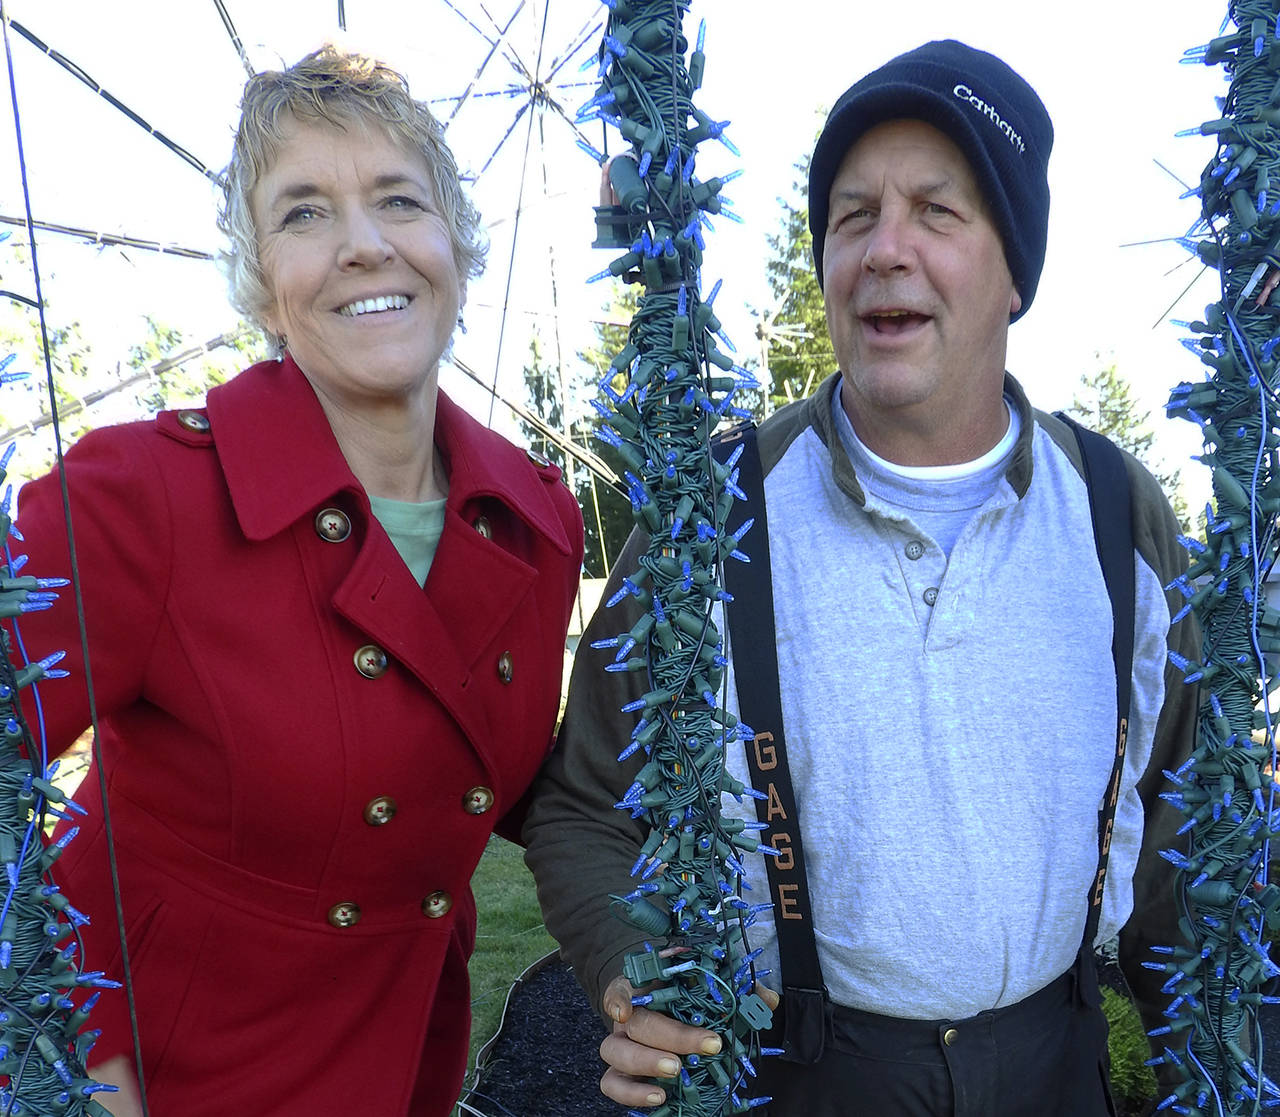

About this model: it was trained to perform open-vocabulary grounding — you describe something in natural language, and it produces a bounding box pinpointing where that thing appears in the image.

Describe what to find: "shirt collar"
[206,354,571,554]
[807,370,1038,504]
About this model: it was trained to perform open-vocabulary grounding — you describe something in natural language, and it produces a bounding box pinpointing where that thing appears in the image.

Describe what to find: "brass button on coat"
[472,515,492,540]
[462,787,495,815]
[497,651,514,684]
[363,796,397,825]
[177,410,210,433]
[354,645,389,679]
[942,1027,959,1046]
[422,891,453,919]
[905,540,925,561]
[315,507,352,543]
[328,902,361,928]
[923,587,939,607]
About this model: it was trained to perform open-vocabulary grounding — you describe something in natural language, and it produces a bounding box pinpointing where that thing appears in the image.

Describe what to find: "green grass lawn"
[465,836,560,1071]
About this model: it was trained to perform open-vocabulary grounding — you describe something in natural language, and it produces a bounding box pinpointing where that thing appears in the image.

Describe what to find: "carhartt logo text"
[953,83,1026,155]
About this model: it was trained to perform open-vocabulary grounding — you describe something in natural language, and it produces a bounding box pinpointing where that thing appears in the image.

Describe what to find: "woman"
[11,45,583,1114]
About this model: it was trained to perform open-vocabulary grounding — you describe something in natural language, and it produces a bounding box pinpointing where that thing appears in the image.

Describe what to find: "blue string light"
[583,3,775,1113]
[1161,3,1280,1111]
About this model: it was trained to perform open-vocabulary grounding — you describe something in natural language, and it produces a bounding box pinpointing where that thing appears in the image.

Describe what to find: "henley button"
[354,645,388,679]
[422,891,453,919]
[363,796,397,825]
[315,507,352,543]
[497,651,514,684]
[463,787,495,815]
[905,540,925,561]
[327,902,361,928]
[923,587,939,607]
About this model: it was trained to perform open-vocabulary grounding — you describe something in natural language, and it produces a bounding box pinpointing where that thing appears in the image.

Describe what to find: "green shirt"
[367,494,447,587]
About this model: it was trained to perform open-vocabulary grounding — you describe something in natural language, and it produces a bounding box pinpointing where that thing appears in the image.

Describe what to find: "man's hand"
[599,974,722,1107]
[597,975,781,1107]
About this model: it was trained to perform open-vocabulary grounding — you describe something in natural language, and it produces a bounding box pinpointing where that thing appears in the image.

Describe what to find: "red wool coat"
[8,356,582,1114]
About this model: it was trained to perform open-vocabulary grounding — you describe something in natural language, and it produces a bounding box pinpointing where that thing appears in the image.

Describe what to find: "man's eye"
[836,208,872,228]
[926,202,954,217]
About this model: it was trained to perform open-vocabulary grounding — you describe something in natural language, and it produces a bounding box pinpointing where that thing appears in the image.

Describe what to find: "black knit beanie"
[808,39,1053,321]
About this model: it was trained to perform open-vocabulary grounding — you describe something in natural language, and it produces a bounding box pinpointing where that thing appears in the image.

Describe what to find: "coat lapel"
[207,356,569,770]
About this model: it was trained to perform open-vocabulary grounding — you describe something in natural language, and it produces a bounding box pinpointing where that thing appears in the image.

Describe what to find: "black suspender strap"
[1055,413,1136,955]
[715,425,828,1064]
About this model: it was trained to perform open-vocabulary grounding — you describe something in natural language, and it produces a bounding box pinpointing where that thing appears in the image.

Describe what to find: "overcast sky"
[0,0,1231,496]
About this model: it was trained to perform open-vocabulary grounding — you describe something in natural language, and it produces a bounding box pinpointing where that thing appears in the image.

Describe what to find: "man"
[524,39,1197,1116]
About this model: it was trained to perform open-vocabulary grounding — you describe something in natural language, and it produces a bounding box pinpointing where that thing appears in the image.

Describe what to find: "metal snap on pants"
[752,965,1117,1117]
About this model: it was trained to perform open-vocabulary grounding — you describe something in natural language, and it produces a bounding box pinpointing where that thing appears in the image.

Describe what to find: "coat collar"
[206,355,571,554]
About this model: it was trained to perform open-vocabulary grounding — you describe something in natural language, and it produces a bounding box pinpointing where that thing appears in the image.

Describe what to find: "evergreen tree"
[518,285,636,577]
[759,153,835,414]
[521,331,564,468]
[1064,362,1190,530]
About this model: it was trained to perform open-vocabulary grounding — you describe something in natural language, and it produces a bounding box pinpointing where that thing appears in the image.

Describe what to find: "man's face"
[822,118,1021,462]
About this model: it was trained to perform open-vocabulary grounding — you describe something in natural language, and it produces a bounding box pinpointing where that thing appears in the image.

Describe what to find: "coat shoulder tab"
[523,447,566,486]
[155,408,215,448]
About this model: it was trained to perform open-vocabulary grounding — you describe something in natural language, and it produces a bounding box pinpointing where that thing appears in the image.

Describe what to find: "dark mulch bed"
[458,954,616,1117]
[1263,1003,1280,1083]
[460,957,1280,1117]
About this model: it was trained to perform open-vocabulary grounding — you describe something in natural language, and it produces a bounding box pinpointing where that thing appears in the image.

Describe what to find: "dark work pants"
[753,958,1117,1117]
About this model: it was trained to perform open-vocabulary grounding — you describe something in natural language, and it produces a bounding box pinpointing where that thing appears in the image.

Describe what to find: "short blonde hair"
[218,45,485,338]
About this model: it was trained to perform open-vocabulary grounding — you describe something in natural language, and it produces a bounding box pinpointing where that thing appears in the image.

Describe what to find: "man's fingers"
[600,157,620,207]
[600,1064,667,1107]
[602,974,637,1023]
[599,1020,679,1108]
[600,1021,683,1079]
[1258,269,1280,307]
[595,984,776,1108]
[622,1004,721,1056]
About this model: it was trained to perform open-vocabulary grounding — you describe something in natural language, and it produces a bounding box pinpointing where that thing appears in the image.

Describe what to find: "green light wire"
[1162,3,1280,1113]
[583,2,775,1113]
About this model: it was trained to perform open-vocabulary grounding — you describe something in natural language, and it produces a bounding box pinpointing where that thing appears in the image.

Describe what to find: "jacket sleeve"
[1117,458,1200,1045]
[522,527,659,1014]
[7,425,172,756]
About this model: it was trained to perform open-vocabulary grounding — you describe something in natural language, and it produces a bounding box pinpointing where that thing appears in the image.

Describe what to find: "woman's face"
[251,114,461,415]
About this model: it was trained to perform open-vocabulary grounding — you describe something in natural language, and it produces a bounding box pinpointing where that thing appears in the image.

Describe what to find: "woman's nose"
[338,208,394,268]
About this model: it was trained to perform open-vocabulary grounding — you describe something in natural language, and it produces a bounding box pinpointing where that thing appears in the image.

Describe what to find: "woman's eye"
[385,195,424,212]
[281,205,321,228]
